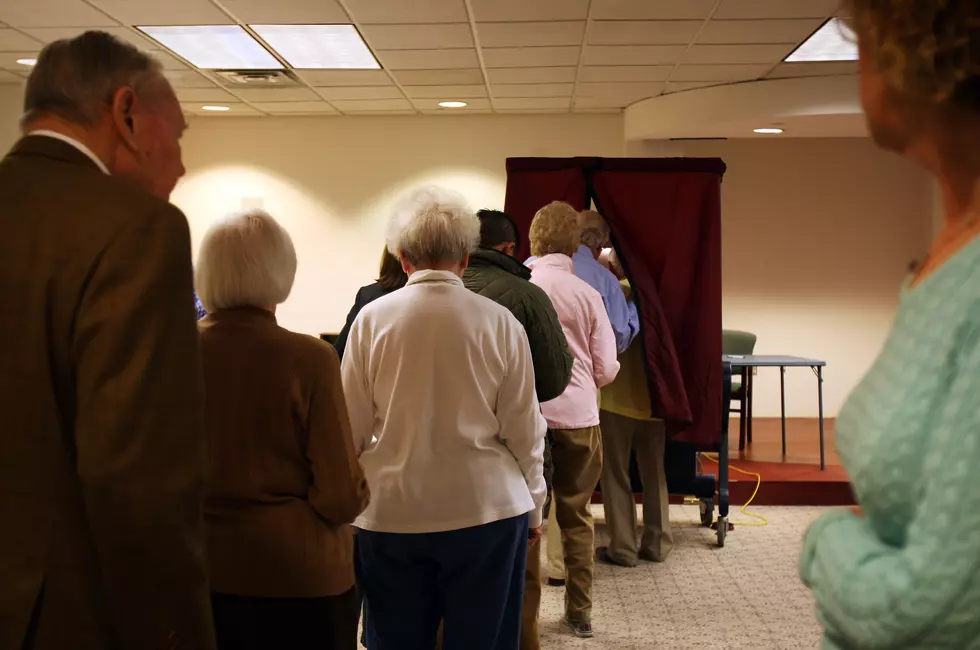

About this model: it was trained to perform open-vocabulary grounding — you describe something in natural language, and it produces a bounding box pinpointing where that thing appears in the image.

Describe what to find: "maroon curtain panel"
[503,157,593,261]
[591,158,726,445]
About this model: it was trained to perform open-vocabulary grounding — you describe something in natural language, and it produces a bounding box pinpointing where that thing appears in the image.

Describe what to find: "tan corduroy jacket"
[198,308,369,598]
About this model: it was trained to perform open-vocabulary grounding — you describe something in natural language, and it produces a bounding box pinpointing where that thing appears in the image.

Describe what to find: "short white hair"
[385,185,480,266]
[195,209,297,312]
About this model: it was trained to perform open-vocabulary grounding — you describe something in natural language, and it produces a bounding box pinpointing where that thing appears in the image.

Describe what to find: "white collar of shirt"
[531,253,575,274]
[406,269,464,287]
[29,130,110,175]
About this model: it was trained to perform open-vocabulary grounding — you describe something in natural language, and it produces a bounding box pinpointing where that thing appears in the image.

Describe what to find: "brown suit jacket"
[199,308,369,598]
[0,136,215,650]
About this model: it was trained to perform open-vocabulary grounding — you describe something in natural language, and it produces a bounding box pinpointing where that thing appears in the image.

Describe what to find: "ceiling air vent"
[214,69,300,87]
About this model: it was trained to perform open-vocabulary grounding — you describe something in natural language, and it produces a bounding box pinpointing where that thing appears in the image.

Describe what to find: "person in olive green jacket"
[462,208,572,650]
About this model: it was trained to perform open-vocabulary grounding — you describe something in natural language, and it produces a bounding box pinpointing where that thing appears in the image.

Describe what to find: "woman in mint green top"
[800,1,980,648]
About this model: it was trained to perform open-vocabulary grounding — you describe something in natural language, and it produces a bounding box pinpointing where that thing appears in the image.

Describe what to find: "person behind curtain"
[0,31,215,650]
[528,208,639,587]
[196,209,369,650]
[799,2,980,649]
[526,201,620,639]
[343,186,547,650]
[462,208,573,650]
[333,247,407,360]
[594,249,673,568]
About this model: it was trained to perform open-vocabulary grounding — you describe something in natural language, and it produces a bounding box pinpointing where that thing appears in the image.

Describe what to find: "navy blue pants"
[357,514,529,650]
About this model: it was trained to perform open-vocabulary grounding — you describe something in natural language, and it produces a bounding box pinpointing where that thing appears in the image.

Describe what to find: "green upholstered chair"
[723,330,758,451]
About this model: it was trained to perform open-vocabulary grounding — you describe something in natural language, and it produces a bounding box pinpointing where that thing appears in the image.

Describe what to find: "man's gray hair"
[579,209,610,250]
[386,185,480,266]
[22,30,163,128]
[195,210,298,312]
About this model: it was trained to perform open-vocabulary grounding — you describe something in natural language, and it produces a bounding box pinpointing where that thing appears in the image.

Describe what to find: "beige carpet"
[538,504,825,650]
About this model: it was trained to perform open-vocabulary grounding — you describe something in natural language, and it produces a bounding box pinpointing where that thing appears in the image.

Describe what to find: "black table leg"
[817,366,825,470]
[780,366,787,457]
[746,366,753,444]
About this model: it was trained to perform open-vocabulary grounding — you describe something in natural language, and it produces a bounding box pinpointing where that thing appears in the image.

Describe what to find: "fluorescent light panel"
[251,25,379,69]
[785,18,858,63]
[138,25,281,70]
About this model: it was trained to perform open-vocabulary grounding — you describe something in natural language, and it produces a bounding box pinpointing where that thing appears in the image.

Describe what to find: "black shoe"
[562,616,594,638]
[547,577,566,587]
[638,548,669,563]
[595,546,635,568]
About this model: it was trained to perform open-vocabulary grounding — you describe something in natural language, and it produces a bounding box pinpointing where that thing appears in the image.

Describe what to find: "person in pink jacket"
[526,201,620,639]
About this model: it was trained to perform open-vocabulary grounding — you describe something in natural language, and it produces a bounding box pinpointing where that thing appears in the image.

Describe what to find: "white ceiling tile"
[589,21,701,46]
[671,64,771,81]
[0,29,42,51]
[316,85,405,100]
[492,83,573,98]
[767,61,858,78]
[574,95,648,109]
[22,27,158,50]
[175,87,237,101]
[343,109,417,114]
[478,22,584,48]
[344,0,467,24]
[495,108,568,114]
[470,0,589,21]
[251,101,338,113]
[151,49,190,70]
[592,0,717,20]
[377,49,478,70]
[88,0,233,25]
[583,45,685,66]
[361,24,472,50]
[182,102,259,115]
[164,70,217,87]
[682,44,796,65]
[575,81,664,100]
[404,84,487,98]
[664,80,727,93]
[298,69,392,86]
[391,68,484,85]
[0,51,40,71]
[232,87,319,102]
[714,0,838,19]
[220,0,349,24]
[493,97,570,110]
[332,98,414,111]
[0,0,115,28]
[411,97,491,110]
[699,19,824,44]
[0,70,25,84]
[420,109,492,115]
[579,65,673,82]
[487,66,577,84]
[483,46,579,68]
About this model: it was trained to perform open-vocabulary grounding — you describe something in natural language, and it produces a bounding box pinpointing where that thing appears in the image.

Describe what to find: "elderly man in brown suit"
[0,32,214,650]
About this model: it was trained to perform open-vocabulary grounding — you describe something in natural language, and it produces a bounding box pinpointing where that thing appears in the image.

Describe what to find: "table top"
[723,354,826,367]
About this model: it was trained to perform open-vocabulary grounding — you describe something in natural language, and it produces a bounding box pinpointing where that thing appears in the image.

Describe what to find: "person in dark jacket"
[463,208,573,650]
[334,247,407,360]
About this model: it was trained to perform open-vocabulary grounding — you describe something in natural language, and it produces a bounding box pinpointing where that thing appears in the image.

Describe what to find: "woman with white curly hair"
[342,186,547,650]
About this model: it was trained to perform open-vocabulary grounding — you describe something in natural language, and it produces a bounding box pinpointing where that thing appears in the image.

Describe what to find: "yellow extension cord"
[690,453,768,527]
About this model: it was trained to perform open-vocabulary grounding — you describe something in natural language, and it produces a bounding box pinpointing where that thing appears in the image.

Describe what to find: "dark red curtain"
[592,158,725,445]
[503,157,726,446]
[504,158,592,262]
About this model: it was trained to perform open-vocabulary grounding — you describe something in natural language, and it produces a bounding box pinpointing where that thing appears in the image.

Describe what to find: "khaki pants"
[599,410,673,565]
[520,537,542,650]
[550,425,602,624]
[545,495,564,579]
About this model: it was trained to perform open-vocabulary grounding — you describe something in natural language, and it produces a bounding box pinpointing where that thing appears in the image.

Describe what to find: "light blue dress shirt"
[527,245,639,354]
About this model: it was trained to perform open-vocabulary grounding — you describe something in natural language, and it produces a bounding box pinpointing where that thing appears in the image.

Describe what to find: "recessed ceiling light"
[250,25,379,69]
[785,18,858,62]
[201,105,231,112]
[138,25,281,70]
[754,128,784,134]
[16,58,37,66]
[438,101,467,108]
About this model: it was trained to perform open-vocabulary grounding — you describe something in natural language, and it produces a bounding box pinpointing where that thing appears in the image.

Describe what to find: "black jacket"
[334,282,394,360]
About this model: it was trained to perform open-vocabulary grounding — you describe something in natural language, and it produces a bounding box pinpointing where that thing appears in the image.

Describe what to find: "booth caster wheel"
[716,517,729,547]
[699,499,714,528]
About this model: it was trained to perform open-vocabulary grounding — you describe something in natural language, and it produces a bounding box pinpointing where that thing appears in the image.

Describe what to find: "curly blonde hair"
[843,0,980,109]
[529,201,582,257]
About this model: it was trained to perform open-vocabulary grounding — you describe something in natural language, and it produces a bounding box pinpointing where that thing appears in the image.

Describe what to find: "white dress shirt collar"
[29,130,110,175]
[406,269,464,287]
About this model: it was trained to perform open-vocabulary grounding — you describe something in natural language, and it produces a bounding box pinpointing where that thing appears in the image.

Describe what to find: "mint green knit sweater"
[800,237,980,649]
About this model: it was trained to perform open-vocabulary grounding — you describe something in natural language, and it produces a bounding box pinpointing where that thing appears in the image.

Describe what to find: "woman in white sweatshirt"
[341,186,547,650]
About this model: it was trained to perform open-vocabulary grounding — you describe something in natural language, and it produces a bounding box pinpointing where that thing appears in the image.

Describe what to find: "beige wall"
[0,85,935,418]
